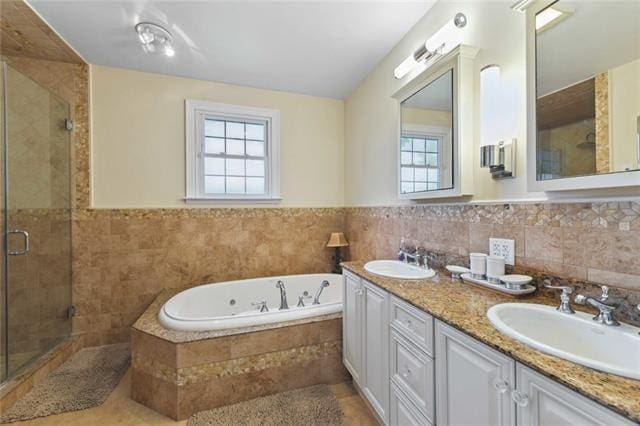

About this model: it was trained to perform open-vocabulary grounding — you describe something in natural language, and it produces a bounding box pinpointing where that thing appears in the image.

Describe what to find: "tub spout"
[276,280,289,310]
[313,280,330,305]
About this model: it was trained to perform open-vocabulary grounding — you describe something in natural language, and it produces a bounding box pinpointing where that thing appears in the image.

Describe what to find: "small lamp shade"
[326,232,349,248]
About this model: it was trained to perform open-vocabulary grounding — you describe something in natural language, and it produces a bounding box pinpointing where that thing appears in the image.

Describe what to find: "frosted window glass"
[246,141,264,156]
[205,157,224,175]
[205,137,225,154]
[401,152,412,165]
[205,120,224,137]
[415,182,427,192]
[428,168,439,182]
[226,139,244,155]
[246,124,265,140]
[426,153,438,166]
[226,177,245,193]
[226,158,245,176]
[413,153,426,166]
[204,176,225,193]
[246,177,265,194]
[401,182,413,193]
[401,167,413,181]
[226,122,244,139]
[415,168,427,182]
[413,139,425,152]
[246,159,265,177]
[401,138,412,151]
[426,139,438,152]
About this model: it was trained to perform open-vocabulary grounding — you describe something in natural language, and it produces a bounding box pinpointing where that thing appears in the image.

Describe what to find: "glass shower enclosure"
[0,62,73,383]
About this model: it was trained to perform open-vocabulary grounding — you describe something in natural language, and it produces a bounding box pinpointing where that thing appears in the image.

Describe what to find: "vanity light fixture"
[480,64,516,179]
[135,22,175,57]
[393,13,467,79]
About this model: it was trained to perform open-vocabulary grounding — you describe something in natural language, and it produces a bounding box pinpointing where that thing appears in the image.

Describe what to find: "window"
[185,100,280,202]
[400,133,442,193]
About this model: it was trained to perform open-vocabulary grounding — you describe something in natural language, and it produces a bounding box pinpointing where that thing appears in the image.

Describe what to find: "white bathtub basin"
[364,260,436,280]
[159,273,342,332]
[488,303,640,379]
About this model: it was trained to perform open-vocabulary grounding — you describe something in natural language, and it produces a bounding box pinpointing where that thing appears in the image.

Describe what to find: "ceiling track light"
[135,22,175,57]
[394,12,467,80]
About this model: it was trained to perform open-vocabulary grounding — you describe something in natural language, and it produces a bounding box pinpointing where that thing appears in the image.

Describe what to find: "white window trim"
[184,99,281,203]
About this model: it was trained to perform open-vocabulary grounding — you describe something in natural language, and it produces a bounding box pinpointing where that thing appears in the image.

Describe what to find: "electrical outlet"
[490,238,515,265]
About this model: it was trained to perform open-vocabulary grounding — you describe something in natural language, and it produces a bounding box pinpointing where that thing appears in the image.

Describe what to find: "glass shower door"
[1,63,73,380]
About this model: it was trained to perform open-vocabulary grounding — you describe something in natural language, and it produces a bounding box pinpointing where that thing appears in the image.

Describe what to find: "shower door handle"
[8,229,29,255]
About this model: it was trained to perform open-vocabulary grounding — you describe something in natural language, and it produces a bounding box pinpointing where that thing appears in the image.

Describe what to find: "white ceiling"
[27,1,435,99]
[537,1,640,95]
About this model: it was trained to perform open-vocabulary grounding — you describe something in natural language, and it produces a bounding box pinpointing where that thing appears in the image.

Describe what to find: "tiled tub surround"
[72,207,345,346]
[342,261,640,422]
[131,291,348,420]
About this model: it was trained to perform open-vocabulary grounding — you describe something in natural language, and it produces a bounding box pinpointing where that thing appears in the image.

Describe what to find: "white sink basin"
[364,260,436,280]
[488,303,640,379]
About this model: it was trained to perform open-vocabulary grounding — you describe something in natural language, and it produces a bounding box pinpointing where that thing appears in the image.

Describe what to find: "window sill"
[183,196,283,205]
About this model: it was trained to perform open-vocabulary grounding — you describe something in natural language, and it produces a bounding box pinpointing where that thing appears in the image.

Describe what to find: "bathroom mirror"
[400,70,453,194]
[525,0,640,191]
[394,45,478,199]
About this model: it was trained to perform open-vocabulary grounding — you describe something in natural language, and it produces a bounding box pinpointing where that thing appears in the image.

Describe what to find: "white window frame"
[184,100,281,203]
[400,124,451,194]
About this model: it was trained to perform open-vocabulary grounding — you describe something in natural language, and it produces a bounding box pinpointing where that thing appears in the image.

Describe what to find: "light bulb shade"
[480,64,501,146]
[326,232,349,248]
[394,54,418,79]
[425,17,464,55]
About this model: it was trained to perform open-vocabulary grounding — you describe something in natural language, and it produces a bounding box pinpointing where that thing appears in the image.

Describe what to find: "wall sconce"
[394,13,467,79]
[480,64,515,179]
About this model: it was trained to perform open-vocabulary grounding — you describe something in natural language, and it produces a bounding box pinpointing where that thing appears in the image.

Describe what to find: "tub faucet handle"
[251,301,269,312]
[297,295,312,307]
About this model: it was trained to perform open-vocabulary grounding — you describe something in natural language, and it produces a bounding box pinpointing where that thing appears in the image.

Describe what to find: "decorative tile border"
[346,202,640,230]
[74,207,346,220]
[132,340,342,386]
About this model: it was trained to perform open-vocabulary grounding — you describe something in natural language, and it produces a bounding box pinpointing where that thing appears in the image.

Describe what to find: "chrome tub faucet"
[276,280,289,310]
[313,280,330,305]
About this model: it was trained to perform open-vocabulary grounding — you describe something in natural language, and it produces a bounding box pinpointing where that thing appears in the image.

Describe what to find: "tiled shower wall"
[72,208,344,346]
[345,202,640,291]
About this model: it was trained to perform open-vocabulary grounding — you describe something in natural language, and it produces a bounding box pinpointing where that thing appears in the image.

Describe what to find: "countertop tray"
[461,273,536,296]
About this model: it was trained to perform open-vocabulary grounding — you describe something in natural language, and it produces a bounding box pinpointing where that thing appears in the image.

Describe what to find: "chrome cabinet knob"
[511,390,529,407]
[493,378,509,394]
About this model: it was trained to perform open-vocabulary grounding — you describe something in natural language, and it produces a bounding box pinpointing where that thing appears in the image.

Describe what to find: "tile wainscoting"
[71,208,345,346]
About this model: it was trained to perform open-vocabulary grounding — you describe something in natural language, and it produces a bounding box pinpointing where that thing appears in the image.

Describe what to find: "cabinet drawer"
[390,381,432,426]
[390,329,435,423]
[390,295,433,356]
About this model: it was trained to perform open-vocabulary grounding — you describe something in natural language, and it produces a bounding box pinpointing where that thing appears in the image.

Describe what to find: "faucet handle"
[601,285,609,301]
[544,282,574,314]
[251,301,269,312]
[297,295,312,307]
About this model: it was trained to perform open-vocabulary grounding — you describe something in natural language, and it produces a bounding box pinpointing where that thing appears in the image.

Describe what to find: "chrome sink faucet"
[398,239,429,269]
[543,280,575,314]
[313,280,330,305]
[575,286,620,326]
[276,280,289,310]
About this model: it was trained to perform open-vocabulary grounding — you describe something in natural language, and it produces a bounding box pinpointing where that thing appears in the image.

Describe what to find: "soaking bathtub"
[158,273,343,331]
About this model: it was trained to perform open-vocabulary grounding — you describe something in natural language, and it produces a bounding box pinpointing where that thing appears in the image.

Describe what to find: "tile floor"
[11,368,378,425]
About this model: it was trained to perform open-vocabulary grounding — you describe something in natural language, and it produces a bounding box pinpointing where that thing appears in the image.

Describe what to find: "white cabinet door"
[515,364,634,426]
[435,320,516,426]
[343,272,362,385]
[362,279,390,423]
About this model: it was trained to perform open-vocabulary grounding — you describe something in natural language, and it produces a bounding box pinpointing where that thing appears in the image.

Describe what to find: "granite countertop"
[342,261,640,423]
[132,289,342,344]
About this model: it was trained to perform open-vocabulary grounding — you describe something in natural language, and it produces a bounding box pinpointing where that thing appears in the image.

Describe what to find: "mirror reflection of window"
[400,69,454,193]
[535,0,640,181]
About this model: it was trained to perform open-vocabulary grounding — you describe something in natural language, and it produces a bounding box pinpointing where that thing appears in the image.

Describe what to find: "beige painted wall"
[345,2,542,206]
[91,65,344,208]
[610,58,640,172]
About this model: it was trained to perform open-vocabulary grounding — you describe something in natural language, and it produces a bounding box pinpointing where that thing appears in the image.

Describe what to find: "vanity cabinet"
[342,273,633,426]
[435,321,516,426]
[515,364,633,426]
[342,271,390,423]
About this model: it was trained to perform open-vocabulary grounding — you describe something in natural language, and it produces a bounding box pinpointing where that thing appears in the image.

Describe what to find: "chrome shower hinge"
[66,305,76,319]
[64,119,74,131]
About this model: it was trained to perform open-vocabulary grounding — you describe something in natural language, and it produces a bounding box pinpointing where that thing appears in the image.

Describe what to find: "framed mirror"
[400,69,454,195]
[394,45,478,200]
[525,0,640,191]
